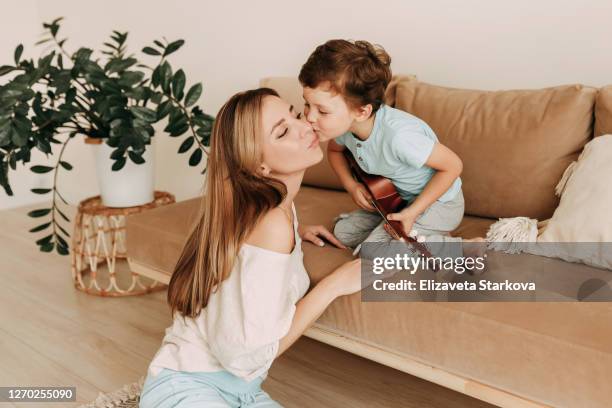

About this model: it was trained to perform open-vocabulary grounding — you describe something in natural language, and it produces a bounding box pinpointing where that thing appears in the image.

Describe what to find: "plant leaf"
[56,190,69,205]
[0,65,15,76]
[36,234,53,246]
[56,233,68,248]
[151,65,161,88]
[130,106,157,122]
[178,136,194,153]
[184,83,202,107]
[189,148,202,166]
[29,222,51,233]
[128,151,145,164]
[59,161,72,171]
[105,57,137,73]
[142,46,161,56]
[57,224,70,237]
[35,38,51,46]
[160,61,172,92]
[56,243,69,255]
[31,165,54,174]
[14,44,23,64]
[110,148,124,160]
[56,208,70,223]
[118,71,145,87]
[171,69,186,101]
[163,39,185,57]
[156,100,172,120]
[40,242,55,252]
[31,188,52,194]
[36,139,52,154]
[112,157,126,171]
[168,122,189,137]
[28,208,51,218]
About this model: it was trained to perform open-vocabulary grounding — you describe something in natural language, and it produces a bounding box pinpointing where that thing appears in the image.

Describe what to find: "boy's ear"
[353,104,373,122]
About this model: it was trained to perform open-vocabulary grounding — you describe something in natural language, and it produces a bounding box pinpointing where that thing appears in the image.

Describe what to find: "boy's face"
[302,84,357,142]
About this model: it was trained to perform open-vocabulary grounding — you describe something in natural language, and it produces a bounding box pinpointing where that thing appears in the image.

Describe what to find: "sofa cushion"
[450,215,496,240]
[532,135,612,270]
[392,78,597,220]
[595,85,612,137]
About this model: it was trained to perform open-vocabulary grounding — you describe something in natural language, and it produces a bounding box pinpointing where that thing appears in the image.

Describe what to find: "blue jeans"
[139,368,282,408]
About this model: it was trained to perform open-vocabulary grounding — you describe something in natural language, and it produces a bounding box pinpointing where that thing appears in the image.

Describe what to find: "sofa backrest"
[260,76,605,220]
[391,78,597,220]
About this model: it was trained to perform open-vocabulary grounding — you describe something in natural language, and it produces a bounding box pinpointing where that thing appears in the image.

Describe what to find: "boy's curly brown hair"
[299,39,392,113]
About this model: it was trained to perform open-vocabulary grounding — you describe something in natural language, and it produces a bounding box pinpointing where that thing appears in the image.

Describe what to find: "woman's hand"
[347,182,375,211]
[298,224,347,249]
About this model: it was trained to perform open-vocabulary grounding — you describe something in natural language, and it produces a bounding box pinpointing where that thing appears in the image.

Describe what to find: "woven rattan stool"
[71,191,175,296]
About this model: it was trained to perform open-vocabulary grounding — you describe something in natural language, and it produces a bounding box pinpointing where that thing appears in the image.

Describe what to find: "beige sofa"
[126,76,612,407]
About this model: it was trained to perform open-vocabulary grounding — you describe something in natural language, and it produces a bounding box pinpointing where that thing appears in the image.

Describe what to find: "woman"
[139,88,363,407]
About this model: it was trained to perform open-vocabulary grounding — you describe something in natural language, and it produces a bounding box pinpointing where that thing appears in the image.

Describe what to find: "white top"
[148,204,310,382]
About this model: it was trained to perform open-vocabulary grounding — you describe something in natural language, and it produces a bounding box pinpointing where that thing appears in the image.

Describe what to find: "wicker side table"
[71,191,176,296]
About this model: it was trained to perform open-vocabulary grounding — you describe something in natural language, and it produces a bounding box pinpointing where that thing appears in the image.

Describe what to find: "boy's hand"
[348,182,375,211]
[298,224,347,249]
[386,208,419,237]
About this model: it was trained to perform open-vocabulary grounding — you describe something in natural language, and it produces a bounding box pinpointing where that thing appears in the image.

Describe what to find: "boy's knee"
[333,220,361,247]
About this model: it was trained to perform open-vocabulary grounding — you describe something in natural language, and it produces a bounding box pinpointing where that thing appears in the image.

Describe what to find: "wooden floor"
[0,204,493,408]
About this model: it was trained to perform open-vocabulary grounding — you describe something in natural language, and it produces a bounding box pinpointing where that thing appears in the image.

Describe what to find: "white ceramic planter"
[88,138,155,208]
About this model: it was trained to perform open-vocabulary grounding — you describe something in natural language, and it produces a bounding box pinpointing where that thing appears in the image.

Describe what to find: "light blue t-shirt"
[335,104,462,204]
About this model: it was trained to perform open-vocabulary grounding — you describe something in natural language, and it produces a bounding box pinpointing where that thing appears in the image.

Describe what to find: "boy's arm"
[408,142,462,215]
[387,142,462,232]
[328,140,375,211]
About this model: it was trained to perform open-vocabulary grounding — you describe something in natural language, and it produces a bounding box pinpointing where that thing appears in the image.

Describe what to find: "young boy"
[298,39,484,258]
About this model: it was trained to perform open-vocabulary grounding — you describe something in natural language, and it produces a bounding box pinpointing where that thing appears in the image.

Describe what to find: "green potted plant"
[0,17,214,255]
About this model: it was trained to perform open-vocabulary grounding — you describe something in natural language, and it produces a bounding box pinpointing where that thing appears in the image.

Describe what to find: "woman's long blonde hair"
[168,88,287,318]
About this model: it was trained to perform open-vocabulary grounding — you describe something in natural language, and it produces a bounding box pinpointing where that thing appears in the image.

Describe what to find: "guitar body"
[342,149,434,259]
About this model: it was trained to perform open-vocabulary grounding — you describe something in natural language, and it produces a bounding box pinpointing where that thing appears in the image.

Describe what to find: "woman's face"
[260,95,323,176]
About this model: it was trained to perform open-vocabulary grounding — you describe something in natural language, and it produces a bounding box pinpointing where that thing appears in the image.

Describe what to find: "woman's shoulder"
[243,207,294,255]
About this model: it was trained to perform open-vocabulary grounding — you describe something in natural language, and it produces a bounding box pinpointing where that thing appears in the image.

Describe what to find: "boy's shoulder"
[380,105,423,130]
[379,105,429,142]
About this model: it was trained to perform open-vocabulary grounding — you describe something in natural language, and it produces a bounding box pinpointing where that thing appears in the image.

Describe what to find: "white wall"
[2,0,611,210]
